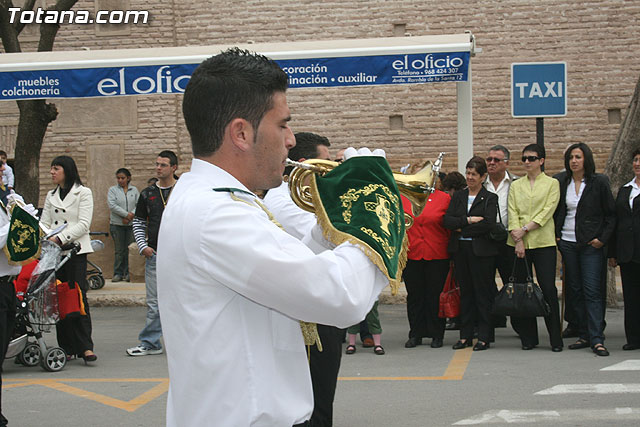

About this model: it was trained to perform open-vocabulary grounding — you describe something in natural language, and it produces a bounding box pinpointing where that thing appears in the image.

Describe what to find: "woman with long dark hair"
[443,156,498,351]
[554,143,615,356]
[41,155,96,363]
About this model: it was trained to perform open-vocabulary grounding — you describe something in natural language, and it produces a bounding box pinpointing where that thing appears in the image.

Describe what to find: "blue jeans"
[110,224,133,278]
[138,253,162,350]
[558,240,606,346]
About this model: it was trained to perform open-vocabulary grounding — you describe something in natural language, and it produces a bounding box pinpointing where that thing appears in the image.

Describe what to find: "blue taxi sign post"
[511,62,567,171]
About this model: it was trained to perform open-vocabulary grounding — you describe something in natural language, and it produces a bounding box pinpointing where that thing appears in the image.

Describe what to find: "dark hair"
[116,167,131,178]
[51,155,82,188]
[564,143,595,178]
[289,132,330,161]
[284,132,331,175]
[632,148,640,159]
[441,171,466,192]
[488,144,510,160]
[158,150,178,166]
[182,48,289,157]
[522,143,545,159]
[0,150,6,157]
[465,155,488,176]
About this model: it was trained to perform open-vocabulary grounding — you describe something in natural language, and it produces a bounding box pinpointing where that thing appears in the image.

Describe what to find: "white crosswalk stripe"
[601,359,640,371]
[454,360,640,425]
[454,408,640,425]
[535,383,640,395]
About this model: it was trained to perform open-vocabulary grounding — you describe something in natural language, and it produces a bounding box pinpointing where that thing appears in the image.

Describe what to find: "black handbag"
[492,257,551,317]
[488,198,508,242]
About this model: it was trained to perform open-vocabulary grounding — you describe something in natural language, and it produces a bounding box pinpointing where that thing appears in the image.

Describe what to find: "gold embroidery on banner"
[364,194,394,235]
[10,219,37,254]
[360,227,395,259]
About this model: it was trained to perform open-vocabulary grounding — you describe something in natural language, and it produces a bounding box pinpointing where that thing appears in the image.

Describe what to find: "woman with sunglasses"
[443,156,498,351]
[609,148,640,352]
[507,144,563,352]
[554,143,615,356]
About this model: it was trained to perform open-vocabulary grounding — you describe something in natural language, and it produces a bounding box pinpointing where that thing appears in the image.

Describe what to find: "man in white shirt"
[157,48,389,427]
[483,145,518,330]
[264,132,343,427]
[0,152,14,191]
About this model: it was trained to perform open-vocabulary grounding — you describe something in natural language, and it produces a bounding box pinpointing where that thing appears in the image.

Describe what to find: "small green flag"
[311,156,407,293]
[4,204,41,265]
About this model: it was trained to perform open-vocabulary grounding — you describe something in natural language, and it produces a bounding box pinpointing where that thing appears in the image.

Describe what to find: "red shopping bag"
[438,264,460,318]
[57,280,86,320]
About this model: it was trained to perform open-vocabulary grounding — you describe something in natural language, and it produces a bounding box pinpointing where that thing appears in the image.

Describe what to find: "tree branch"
[38,0,78,52]
[0,1,22,52]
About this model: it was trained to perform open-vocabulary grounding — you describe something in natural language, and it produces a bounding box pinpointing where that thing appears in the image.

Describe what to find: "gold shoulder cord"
[226,191,323,359]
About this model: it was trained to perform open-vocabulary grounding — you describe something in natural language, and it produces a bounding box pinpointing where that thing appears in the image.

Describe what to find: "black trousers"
[0,276,16,426]
[402,259,449,340]
[56,254,93,355]
[454,242,495,343]
[510,247,563,348]
[620,261,640,346]
[309,324,343,427]
[491,242,513,328]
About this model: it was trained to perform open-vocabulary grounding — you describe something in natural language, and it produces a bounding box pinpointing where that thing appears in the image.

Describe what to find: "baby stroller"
[5,237,81,372]
[87,231,108,290]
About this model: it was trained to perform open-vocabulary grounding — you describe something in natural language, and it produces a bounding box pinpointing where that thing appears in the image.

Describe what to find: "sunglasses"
[521,156,541,163]
[486,157,505,163]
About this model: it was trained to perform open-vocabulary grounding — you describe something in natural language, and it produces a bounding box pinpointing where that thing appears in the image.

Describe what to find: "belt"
[293,422,310,427]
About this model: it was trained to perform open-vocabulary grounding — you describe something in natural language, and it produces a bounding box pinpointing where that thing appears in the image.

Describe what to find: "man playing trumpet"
[157,48,405,427]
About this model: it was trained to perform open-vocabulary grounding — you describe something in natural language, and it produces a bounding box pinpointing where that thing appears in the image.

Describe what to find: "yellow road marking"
[339,347,473,381]
[3,378,169,412]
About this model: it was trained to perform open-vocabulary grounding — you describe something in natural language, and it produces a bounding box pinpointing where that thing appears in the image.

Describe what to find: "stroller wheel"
[88,275,106,290]
[19,343,41,367]
[41,347,66,372]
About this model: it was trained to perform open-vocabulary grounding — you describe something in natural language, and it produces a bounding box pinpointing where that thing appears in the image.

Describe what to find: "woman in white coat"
[40,156,97,363]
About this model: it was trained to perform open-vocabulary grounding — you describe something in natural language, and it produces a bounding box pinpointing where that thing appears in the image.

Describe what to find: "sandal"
[345,345,356,355]
[568,338,589,350]
[373,345,385,355]
[592,344,610,357]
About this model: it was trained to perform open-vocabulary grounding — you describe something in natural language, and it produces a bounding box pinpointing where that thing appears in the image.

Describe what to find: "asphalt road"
[3,305,639,426]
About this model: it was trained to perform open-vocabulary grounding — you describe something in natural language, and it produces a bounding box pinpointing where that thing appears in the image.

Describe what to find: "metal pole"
[536,117,544,172]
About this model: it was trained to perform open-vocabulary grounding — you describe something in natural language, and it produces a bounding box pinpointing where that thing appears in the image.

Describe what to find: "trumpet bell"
[393,162,435,223]
[287,159,338,213]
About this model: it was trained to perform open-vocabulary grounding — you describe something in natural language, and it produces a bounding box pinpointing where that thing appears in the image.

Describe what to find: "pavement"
[4,304,639,426]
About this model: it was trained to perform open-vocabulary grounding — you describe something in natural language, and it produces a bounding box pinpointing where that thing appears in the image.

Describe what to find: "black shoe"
[452,340,472,350]
[592,344,609,356]
[473,341,489,351]
[551,346,563,352]
[623,343,640,351]
[521,344,535,350]
[430,338,443,348]
[568,339,589,350]
[562,326,579,338]
[404,337,422,348]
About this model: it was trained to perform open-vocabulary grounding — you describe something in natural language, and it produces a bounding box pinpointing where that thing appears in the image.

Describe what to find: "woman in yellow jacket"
[507,144,562,352]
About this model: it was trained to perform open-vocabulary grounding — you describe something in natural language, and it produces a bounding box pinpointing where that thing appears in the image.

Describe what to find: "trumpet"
[286,152,445,227]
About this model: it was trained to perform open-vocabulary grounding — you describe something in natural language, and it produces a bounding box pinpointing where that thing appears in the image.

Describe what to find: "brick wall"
[2,0,639,275]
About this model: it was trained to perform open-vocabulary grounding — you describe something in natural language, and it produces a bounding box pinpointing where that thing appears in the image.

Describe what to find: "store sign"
[0,51,470,101]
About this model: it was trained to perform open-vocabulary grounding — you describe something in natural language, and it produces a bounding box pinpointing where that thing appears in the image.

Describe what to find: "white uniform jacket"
[157,159,387,427]
[263,180,316,240]
[41,184,94,255]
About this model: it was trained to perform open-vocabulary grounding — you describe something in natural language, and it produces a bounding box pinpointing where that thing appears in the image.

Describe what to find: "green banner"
[311,156,407,291]
[4,204,41,265]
